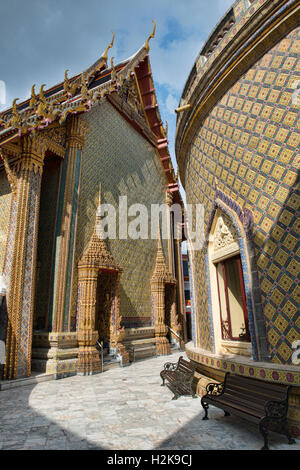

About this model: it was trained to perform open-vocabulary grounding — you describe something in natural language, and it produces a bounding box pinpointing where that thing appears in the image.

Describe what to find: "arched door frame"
[204,188,269,362]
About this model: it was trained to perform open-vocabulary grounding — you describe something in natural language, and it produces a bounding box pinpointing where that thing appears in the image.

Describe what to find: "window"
[215,255,250,342]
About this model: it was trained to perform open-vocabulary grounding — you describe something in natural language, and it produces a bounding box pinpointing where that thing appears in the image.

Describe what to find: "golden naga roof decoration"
[0,24,158,140]
[63,69,78,98]
[101,31,115,64]
[145,20,156,52]
[29,85,38,109]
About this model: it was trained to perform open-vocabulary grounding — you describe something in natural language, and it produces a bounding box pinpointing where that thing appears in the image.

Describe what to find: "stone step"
[0,372,55,390]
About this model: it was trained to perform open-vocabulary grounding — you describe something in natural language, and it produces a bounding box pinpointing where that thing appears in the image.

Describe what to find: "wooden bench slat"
[215,393,265,415]
[224,385,284,405]
[205,395,262,418]
[227,375,288,398]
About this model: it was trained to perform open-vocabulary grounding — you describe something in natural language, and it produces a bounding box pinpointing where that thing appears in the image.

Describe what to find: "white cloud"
[165,93,178,115]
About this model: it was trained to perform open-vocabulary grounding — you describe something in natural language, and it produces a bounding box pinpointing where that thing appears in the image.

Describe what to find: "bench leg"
[201,398,209,420]
[283,422,296,445]
[259,418,269,450]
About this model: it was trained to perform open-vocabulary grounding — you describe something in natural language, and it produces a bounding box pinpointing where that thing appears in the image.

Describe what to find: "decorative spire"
[145,20,156,52]
[152,225,175,283]
[80,183,120,271]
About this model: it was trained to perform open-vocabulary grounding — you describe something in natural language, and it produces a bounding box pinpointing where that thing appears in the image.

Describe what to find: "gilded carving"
[151,232,176,355]
[145,20,156,52]
[0,148,17,195]
[76,189,129,374]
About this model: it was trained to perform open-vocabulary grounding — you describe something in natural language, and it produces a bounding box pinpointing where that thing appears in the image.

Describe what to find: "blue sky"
[0,0,233,183]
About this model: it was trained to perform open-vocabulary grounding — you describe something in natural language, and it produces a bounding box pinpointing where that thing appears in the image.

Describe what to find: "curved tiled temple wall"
[184,26,299,365]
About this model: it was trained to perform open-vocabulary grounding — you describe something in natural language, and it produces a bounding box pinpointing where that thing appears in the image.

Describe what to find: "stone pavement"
[0,351,299,450]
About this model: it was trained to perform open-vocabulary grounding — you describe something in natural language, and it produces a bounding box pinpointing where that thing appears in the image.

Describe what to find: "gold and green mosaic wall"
[72,101,168,329]
[0,171,12,273]
[185,27,300,364]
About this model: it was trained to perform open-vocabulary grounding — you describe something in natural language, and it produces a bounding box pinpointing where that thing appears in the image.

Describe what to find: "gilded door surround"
[151,232,178,355]
[76,202,129,375]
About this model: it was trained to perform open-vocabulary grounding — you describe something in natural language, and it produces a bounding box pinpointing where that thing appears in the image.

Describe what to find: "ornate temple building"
[0,25,186,381]
[175,0,299,436]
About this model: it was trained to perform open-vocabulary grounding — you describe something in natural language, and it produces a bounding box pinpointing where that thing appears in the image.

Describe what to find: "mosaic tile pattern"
[17,171,41,377]
[73,101,168,328]
[0,172,12,273]
[185,27,300,364]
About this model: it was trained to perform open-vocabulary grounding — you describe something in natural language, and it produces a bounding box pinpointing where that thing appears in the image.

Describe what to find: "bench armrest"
[264,399,288,419]
[206,382,224,396]
[163,362,178,371]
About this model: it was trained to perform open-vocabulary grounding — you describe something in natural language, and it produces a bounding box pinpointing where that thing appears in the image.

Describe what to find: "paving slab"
[0,351,299,450]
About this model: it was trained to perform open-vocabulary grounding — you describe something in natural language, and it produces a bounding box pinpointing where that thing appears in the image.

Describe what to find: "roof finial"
[110,57,116,82]
[145,20,156,52]
[101,31,115,63]
[12,98,19,114]
[39,84,47,104]
[29,85,38,108]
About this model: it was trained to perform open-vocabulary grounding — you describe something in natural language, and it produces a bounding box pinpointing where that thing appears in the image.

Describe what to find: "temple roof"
[0,23,182,205]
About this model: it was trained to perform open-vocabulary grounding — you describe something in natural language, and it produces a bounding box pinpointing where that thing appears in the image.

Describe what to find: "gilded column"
[152,278,170,355]
[51,115,88,333]
[151,235,175,355]
[77,263,101,375]
[4,135,46,379]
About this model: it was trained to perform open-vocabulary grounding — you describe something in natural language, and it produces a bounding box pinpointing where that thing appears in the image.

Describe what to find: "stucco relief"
[212,212,239,261]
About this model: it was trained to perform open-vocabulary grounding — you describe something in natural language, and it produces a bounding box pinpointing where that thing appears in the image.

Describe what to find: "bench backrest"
[224,373,290,413]
[176,356,196,375]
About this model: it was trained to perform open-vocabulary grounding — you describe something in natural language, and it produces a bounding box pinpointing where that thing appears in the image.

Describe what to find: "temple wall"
[72,101,168,330]
[184,26,299,365]
[0,171,12,273]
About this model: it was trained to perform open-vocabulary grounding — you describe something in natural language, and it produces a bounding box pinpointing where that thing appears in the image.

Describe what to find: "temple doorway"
[33,152,61,332]
[164,283,177,344]
[95,270,118,356]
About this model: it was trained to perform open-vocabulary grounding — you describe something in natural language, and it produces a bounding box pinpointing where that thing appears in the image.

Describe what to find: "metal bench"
[160,355,197,400]
[201,372,296,450]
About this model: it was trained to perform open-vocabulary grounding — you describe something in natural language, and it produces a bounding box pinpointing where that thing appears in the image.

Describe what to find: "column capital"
[15,134,47,174]
[66,115,88,150]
